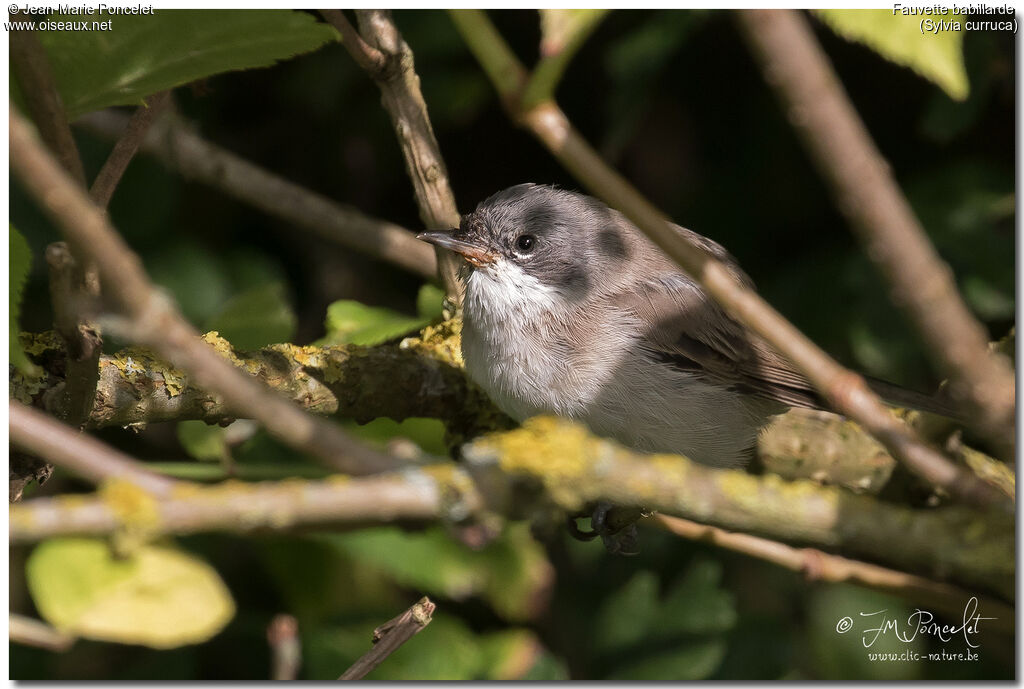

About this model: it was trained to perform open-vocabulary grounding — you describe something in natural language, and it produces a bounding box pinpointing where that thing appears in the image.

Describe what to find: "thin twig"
[76,109,437,280]
[89,90,171,209]
[319,9,388,74]
[652,514,1014,634]
[9,469,451,545]
[735,9,1015,462]
[338,597,436,680]
[9,29,86,186]
[9,613,76,653]
[9,401,177,497]
[447,9,1009,510]
[268,614,301,681]
[339,9,465,303]
[11,105,405,477]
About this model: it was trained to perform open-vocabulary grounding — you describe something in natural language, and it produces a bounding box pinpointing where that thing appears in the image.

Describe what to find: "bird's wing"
[610,274,828,410]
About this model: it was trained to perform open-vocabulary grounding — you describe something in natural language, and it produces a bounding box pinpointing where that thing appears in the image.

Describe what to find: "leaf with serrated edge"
[814,9,968,101]
[36,10,338,118]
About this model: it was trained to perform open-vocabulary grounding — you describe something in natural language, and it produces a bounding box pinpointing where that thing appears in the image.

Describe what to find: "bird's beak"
[417,230,497,267]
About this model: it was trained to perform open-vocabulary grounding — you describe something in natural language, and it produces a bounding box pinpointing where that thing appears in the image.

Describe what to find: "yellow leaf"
[814,9,969,101]
[27,538,235,649]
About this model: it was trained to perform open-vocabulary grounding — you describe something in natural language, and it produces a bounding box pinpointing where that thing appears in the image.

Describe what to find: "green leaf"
[27,538,235,649]
[9,224,36,374]
[204,282,296,350]
[595,559,737,680]
[319,300,427,347]
[32,10,339,119]
[813,10,968,100]
[325,523,553,622]
[176,420,228,463]
[538,9,609,56]
[416,283,446,320]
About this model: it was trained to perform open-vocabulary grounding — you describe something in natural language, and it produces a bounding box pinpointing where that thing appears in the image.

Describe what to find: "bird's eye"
[515,234,536,253]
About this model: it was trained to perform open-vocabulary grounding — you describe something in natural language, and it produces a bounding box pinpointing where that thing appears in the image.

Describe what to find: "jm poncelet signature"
[835,597,996,649]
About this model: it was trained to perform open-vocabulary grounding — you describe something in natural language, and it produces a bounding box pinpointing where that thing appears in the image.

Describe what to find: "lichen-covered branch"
[447,9,1008,510]
[735,9,1015,463]
[9,470,457,546]
[13,322,509,443]
[463,418,1014,598]
[10,105,403,477]
[652,514,1014,634]
[9,415,1011,598]
[75,109,438,280]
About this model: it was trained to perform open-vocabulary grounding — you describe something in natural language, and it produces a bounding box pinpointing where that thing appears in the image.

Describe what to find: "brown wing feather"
[610,274,827,410]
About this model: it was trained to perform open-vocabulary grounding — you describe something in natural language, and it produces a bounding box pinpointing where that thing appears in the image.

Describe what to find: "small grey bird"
[419,183,951,469]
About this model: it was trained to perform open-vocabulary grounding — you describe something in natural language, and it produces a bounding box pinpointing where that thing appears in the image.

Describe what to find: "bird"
[418,183,954,470]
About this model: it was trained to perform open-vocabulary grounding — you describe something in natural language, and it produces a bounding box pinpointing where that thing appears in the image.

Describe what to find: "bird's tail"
[865,377,962,420]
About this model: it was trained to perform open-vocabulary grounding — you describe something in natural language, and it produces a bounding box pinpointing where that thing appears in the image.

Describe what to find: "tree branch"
[10,469,453,545]
[333,9,464,303]
[9,613,76,653]
[652,514,1014,634]
[734,9,1015,462]
[14,322,509,443]
[11,104,404,477]
[267,614,301,681]
[463,417,1014,598]
[9,416,1011,598]
[44,242,102,428]
[338,597,436,680]
[447,9,1009,510]
[89,90,171,209]
[10,401,177,497]
[9,29,86,186]
[75,109,437,280]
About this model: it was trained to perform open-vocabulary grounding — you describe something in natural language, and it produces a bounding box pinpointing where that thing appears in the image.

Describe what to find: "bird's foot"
[567,502,651,556]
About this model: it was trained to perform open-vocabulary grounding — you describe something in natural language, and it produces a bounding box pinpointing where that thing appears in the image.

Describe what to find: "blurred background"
[10,9,1015,680]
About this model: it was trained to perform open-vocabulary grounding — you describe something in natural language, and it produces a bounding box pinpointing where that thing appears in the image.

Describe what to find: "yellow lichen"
[201,332,242,366]
[20,330,64,356]
[402,318,464,368]
[98,481,160,536]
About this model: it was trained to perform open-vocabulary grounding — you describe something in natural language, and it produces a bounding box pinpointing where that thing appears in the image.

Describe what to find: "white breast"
[461,263,777,468]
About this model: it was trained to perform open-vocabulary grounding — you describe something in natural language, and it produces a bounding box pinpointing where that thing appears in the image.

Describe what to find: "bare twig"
[9,613,76,652]
[89,91,171,209]
[76,109,437,280]
[9,401,177,497]
[11,104,404,476]
[652,514,1014,634]
[9,29,86,186]
[735,9,1015,462]
[268,614,301,681]
[320,9,387,73]
[10,469,452,545]
[338,597,436,680]
[329,9,464,302]
[447,9,1009,509]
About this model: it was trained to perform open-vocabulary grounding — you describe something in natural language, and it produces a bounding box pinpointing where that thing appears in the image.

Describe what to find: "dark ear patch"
[559,262,589,293]
[597,228,629,260]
